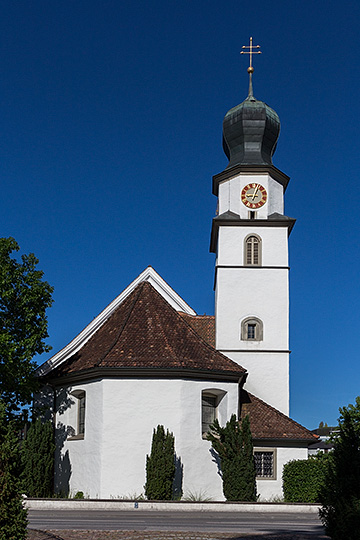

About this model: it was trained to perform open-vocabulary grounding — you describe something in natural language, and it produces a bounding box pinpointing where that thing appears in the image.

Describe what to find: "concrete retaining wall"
[25,498,320,513]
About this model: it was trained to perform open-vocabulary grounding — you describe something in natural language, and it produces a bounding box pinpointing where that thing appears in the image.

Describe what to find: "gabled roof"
[38,267,195,377]
[44,282,246,382]
[240,389,318,442]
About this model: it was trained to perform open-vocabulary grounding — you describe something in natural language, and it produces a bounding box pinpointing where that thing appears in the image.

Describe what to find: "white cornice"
[37,266,196,377]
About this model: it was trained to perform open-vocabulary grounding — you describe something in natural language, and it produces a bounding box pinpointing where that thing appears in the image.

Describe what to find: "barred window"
[245,235,261,266]
[254,451,275,478]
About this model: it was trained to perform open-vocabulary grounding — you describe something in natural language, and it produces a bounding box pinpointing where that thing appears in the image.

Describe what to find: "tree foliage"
[144,425,175,500]
[0,237,53,416]
[319,396,360,539]
[207,414,256,501]
[21,418,55,497]
[0,402,28,540]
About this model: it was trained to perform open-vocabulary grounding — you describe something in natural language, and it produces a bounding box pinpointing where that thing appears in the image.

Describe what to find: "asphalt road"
[28,509,326,535]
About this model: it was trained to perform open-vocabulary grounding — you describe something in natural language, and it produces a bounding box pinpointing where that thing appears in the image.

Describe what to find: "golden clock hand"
[252,184,260,200]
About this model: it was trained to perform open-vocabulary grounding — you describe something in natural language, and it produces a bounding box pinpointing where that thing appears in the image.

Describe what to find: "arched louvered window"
[244,234,262,266]
[240,317,263,341]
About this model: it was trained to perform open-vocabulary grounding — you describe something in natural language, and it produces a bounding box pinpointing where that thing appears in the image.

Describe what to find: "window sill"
[68,434,84,441]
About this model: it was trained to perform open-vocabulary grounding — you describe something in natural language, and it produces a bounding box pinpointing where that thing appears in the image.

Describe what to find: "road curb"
[25,498,320,513]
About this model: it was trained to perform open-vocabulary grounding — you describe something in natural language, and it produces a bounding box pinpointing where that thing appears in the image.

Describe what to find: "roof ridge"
[95,282,146,368]
[180,313,214,319]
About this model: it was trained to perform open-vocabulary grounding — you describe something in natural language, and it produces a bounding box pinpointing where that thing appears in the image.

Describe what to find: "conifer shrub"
[0,402,28,540]
[207,414,256,501]
[144,425,175,500]
[21,418,55,498]
[282,454,329,503]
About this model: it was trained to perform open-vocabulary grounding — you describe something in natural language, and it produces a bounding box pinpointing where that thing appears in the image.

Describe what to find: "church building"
[36,54,317,501]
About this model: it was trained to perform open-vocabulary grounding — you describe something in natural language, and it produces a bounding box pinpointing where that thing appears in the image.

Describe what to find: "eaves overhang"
[212,164,290,197]
[42,366,247,386]
[252,436,319,444]
[210,213,296,253]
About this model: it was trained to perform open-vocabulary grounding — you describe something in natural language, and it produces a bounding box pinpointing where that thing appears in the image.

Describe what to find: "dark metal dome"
[222,93,280,169]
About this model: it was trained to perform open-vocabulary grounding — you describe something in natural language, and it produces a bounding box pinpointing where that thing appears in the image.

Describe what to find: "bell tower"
[210,40,295,415]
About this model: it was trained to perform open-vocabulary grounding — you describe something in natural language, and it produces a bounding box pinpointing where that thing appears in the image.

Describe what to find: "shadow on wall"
[210,447,222,478]
[54,421,72,496]
[174,453,183,499]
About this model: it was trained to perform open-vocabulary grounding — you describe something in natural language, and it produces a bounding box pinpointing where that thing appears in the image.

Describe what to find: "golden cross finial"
[240,37,261,73]
[240,37,261,98]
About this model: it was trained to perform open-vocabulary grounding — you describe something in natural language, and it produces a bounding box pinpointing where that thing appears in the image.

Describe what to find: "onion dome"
[222,77,280,169]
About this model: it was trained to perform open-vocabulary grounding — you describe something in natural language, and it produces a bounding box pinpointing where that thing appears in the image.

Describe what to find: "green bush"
[283,454,329,503]
[0,402,28,540]
[207,414,256,501]
[144,425,176,500]
[21,418,55,497]
[73,491,84,499]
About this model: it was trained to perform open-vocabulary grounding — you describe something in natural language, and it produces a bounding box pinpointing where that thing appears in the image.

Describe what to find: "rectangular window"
[253,243,259,264]
[254,451,275,478]
[247,323,256,339]
[202,395,217,435]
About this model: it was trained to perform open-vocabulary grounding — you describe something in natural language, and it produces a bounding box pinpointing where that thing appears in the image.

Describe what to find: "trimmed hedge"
[283,455,330,503]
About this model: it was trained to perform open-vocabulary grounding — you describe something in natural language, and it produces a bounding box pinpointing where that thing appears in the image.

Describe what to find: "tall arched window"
[244,234,262,266]
[69,389,86,439]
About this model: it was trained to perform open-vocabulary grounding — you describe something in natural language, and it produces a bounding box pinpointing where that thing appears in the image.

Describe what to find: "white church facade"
[36,69,317,501]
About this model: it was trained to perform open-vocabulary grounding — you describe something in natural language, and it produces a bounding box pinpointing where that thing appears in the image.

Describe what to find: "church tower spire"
[211,43,295,415]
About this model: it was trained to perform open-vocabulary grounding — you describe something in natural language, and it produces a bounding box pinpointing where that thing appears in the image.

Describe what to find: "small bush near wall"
[283,454,330,503]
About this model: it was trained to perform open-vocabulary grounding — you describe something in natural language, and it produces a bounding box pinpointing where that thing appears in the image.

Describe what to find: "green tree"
[145,425,175,500]
[319,396,360,539]
[21,418,55,497]
[207,414,256,501]
[0,402,28,540]
[0,237,53,417]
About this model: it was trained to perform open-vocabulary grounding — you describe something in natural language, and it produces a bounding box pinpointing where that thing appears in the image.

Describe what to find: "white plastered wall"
[215,225,289,414]
[254,442,309,501]
[53,377,239,500]
[54,380,103,497]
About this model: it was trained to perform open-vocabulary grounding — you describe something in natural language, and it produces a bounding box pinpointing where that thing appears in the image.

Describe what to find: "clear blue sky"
[1,0,359,429]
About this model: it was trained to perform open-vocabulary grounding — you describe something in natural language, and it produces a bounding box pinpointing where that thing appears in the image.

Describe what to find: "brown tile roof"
[179,313,215,348]
[240,389,318,442]
[50,282,246,379]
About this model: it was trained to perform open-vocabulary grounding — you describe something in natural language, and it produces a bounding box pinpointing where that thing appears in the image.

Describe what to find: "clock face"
[241,183,267,209]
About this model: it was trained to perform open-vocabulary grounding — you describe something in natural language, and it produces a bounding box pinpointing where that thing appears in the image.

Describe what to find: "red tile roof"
[179,313,215,348]
[50,282,245,379]
[240,389,318,442]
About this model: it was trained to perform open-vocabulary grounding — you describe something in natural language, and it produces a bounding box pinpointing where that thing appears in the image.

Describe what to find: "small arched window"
[244,234,262,266]
[241,317,263,341]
